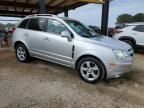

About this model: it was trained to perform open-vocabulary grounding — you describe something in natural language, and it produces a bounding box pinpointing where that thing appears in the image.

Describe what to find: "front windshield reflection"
[65,20,101,38]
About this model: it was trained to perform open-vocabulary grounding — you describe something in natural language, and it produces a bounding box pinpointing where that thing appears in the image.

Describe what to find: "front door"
[44,19,74,66]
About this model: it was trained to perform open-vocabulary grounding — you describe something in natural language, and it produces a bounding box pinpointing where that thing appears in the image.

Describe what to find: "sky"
[0,0,144,27]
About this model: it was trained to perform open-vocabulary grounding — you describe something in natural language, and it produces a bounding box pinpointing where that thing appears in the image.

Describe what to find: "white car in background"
[114,22,144,50]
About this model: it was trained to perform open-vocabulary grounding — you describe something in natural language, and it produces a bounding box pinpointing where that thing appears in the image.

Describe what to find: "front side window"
[64,20,97,38]
[18,19,29,29]
[28,18,47,32]
[47,19,69,35]
[133,25,144,32]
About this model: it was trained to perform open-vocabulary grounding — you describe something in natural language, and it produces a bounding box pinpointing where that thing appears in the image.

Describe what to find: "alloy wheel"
[80,61,100,81]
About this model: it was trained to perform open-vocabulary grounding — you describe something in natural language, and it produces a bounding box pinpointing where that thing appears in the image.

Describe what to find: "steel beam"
[0,10,33,15]
[64,10,68,17]
[0,0,58,10]
[101,0,109,35]
[79,0,105,4]
[39,0,46,14]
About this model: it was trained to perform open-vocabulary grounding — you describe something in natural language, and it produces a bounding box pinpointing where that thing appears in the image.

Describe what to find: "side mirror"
[61,31,72,41]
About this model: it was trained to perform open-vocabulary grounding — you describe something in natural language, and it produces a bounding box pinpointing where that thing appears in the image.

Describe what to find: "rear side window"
[18,19,29,28]
[28,18,47,32]
[115,24,130,29]
[133,25,144,32]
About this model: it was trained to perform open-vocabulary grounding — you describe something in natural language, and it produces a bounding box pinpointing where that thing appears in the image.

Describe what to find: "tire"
[122,40,135,50]
[77,57,105,83]
[15,44,30,63]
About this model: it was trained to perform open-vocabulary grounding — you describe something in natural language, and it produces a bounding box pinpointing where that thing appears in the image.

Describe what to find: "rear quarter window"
[18,19,29,29]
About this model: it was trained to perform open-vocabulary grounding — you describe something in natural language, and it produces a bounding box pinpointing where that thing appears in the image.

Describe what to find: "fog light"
[115,74,121,78]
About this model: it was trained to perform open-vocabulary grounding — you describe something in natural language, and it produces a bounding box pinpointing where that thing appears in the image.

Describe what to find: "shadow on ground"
[0,48,144,108]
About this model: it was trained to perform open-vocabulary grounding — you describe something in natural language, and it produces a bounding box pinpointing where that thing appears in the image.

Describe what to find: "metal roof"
[0,0,105,17]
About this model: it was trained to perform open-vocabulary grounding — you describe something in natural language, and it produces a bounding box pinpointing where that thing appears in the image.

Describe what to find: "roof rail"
[26,14,57,18]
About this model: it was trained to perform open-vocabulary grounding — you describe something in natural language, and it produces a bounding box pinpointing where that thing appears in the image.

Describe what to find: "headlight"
[113,49,129,60]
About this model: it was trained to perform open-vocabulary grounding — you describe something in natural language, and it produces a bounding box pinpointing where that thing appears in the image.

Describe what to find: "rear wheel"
[77,57,105,83]
[15,44,30,63]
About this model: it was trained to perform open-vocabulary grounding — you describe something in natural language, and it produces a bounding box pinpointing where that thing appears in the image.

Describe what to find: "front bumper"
[106,62,133,79]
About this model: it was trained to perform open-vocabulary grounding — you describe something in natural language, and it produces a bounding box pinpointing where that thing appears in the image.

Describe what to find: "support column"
[39,0,46,14]
[101,0,109,36]
[64,10,68,17]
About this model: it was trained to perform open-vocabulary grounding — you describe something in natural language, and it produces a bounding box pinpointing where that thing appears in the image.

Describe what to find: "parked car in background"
[114,22,144,50]
[88,26,101,34]
[89,26,115,37]
[12,14,134,83]
[108,28,115,37]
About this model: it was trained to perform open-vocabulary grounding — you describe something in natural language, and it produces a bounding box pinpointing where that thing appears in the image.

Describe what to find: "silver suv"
[12,14,134,83]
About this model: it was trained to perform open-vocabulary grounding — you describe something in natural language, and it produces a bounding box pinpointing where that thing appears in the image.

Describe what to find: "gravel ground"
[0,48,144,108]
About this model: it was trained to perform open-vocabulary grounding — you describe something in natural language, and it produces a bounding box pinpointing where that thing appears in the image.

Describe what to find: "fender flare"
[119,36,136,46]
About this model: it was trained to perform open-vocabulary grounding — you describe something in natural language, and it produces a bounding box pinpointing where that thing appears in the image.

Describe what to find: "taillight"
[12,28,16,33]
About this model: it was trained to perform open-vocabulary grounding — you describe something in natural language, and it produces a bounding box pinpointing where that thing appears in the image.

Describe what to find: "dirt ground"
[0,48,144,108]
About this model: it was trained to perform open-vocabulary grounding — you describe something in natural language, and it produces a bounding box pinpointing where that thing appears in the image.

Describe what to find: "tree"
[117,13,144,24]
[0,23,5,28]
[6,23,15,28]
[132,13,144,22]
[117,14,133,24]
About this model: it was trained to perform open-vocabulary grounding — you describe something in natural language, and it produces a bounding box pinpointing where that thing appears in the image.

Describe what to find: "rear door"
[26,18,48,56]
[132,25,144,46]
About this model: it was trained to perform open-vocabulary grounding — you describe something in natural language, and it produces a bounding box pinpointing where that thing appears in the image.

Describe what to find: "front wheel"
[77,57,105,83]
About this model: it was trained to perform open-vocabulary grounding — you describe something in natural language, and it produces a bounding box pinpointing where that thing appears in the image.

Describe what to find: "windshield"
[64,20,99,38]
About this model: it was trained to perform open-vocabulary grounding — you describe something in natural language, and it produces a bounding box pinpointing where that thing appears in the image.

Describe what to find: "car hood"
[84,36,131,50]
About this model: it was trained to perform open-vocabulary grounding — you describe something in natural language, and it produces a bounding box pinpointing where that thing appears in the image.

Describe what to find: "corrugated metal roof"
[0,0,106,17]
